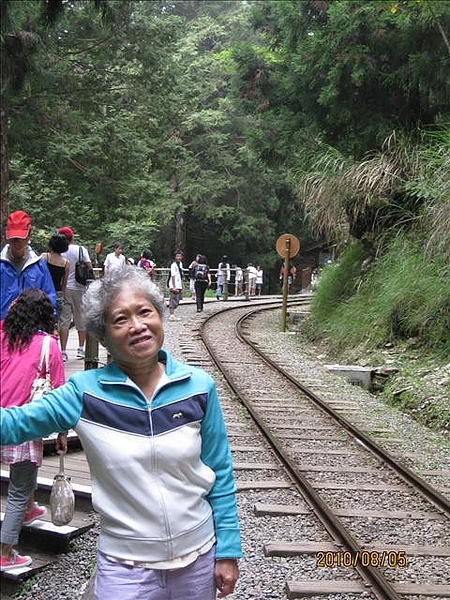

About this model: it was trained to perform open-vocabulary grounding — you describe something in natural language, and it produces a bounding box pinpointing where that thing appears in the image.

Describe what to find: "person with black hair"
[137,249,156,281]
[41,233,70,320]
[188,253,201,300]
[104,242,126,276]
[194,254,211,312]
[216,256,230,300]
[0,290,67,571]
[168,250,184,321]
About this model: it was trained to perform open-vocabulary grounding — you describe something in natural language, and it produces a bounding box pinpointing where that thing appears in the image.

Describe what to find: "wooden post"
[84,333,99,370]
[244,268,249,301]
[281,237,291,332]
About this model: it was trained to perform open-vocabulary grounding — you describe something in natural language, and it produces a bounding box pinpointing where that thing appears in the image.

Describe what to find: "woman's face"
[104,288,164,367]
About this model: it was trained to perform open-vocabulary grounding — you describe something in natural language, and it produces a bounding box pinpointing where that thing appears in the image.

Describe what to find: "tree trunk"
[170,173,186,254]
[174,210,186,254]
[0,77,9,241]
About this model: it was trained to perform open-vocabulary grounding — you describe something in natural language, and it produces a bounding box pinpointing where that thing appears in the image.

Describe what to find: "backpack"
[194,264,208,281]
[138,258,150,270]
[138,258,155,278]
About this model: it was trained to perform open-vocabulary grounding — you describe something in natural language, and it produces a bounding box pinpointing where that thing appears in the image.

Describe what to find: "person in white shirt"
[168,251,184,321]
[188,254,201,300]
[58,226,93,362]
[216,256,231,300]
[234,265,243,296]
[247,263,257,296]
[103,243,126,275]
[255,265,263,296]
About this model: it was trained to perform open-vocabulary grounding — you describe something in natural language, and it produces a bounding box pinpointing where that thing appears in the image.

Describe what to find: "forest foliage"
[1,0,449,354]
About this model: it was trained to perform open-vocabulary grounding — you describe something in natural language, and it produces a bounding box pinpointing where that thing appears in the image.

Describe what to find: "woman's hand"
[56,432,68,454]
[215,558,239,598]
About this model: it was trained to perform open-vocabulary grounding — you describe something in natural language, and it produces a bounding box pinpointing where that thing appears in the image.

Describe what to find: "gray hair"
[82,267,165,341]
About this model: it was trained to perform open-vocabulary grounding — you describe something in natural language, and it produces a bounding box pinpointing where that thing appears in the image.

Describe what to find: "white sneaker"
[77,347,85,359]
[168,315,181,321]
[61,351,68,362]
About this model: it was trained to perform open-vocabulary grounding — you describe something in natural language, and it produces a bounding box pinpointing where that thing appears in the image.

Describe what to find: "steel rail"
[236,305,450,520]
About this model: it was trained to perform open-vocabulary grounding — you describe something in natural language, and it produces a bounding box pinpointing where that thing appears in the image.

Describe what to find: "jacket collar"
[98,347,192,385]
[0,244,40,269]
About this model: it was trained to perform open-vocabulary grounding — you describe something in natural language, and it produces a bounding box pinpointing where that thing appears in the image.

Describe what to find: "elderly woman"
[0,269,241,599]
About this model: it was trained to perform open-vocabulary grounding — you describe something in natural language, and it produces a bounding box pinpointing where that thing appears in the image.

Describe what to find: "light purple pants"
[95,547,216,600]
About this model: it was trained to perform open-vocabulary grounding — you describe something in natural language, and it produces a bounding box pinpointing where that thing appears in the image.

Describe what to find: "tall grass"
[307,237,450,355]
[308,243,366,324]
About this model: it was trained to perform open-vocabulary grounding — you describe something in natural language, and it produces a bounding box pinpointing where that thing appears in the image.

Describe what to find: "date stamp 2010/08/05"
[316,550,407,568]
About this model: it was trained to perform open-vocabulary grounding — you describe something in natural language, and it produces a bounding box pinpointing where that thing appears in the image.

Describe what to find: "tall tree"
[7,0,181,255]
[225,0,450,255]
[0,0,115,234]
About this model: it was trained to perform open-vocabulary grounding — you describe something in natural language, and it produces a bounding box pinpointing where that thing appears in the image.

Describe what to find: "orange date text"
[316,550,407,568]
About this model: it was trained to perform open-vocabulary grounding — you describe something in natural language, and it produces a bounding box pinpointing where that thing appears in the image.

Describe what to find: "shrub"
[307,235,450,355]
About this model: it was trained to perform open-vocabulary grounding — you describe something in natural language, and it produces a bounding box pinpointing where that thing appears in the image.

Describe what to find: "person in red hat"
[58,226,93,361]
[0,210,57,320]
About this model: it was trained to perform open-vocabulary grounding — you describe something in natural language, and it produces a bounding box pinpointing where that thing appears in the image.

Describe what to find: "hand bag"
[50,451,75,526]
[75,246,94,285]
[30,335,52,402]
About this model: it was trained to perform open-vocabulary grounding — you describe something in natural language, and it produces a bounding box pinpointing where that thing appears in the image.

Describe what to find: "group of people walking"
[0,210,242,597]
[166,251,266,320]
[215,257,264,298]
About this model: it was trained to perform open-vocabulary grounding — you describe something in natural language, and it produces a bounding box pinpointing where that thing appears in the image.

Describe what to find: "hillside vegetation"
[305,237,450,435]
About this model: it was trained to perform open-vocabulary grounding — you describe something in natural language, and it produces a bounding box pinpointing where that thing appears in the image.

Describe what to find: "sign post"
[84,278,99,370]
[276,234,300,332]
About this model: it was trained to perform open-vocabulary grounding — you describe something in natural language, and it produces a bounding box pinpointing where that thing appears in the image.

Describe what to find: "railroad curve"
[198,302,450,600]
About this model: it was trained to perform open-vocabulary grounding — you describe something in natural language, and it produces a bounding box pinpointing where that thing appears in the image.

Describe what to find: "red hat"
[58,226,74,240]
[6,210,31,240]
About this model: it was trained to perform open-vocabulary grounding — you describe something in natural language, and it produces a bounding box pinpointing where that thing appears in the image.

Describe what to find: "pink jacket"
[1,331,65,408]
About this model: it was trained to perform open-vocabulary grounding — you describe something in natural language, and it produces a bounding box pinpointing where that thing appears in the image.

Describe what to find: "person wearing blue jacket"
[1,268,242,599]
[0,210,56,320]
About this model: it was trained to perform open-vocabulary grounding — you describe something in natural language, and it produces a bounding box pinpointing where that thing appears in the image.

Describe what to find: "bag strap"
[36,335,51,378]
[58,450,66,476]
[78,246,83,262]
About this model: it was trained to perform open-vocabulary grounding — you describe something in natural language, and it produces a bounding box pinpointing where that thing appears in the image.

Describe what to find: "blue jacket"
[0,245,57,319]
[0,348,242,563]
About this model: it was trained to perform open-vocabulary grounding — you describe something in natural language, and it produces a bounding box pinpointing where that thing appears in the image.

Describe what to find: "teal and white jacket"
[0,348,242,563]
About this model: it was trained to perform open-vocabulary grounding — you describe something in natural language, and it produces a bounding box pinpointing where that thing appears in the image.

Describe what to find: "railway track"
[197,302,450,599]
[2,297,449,599]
